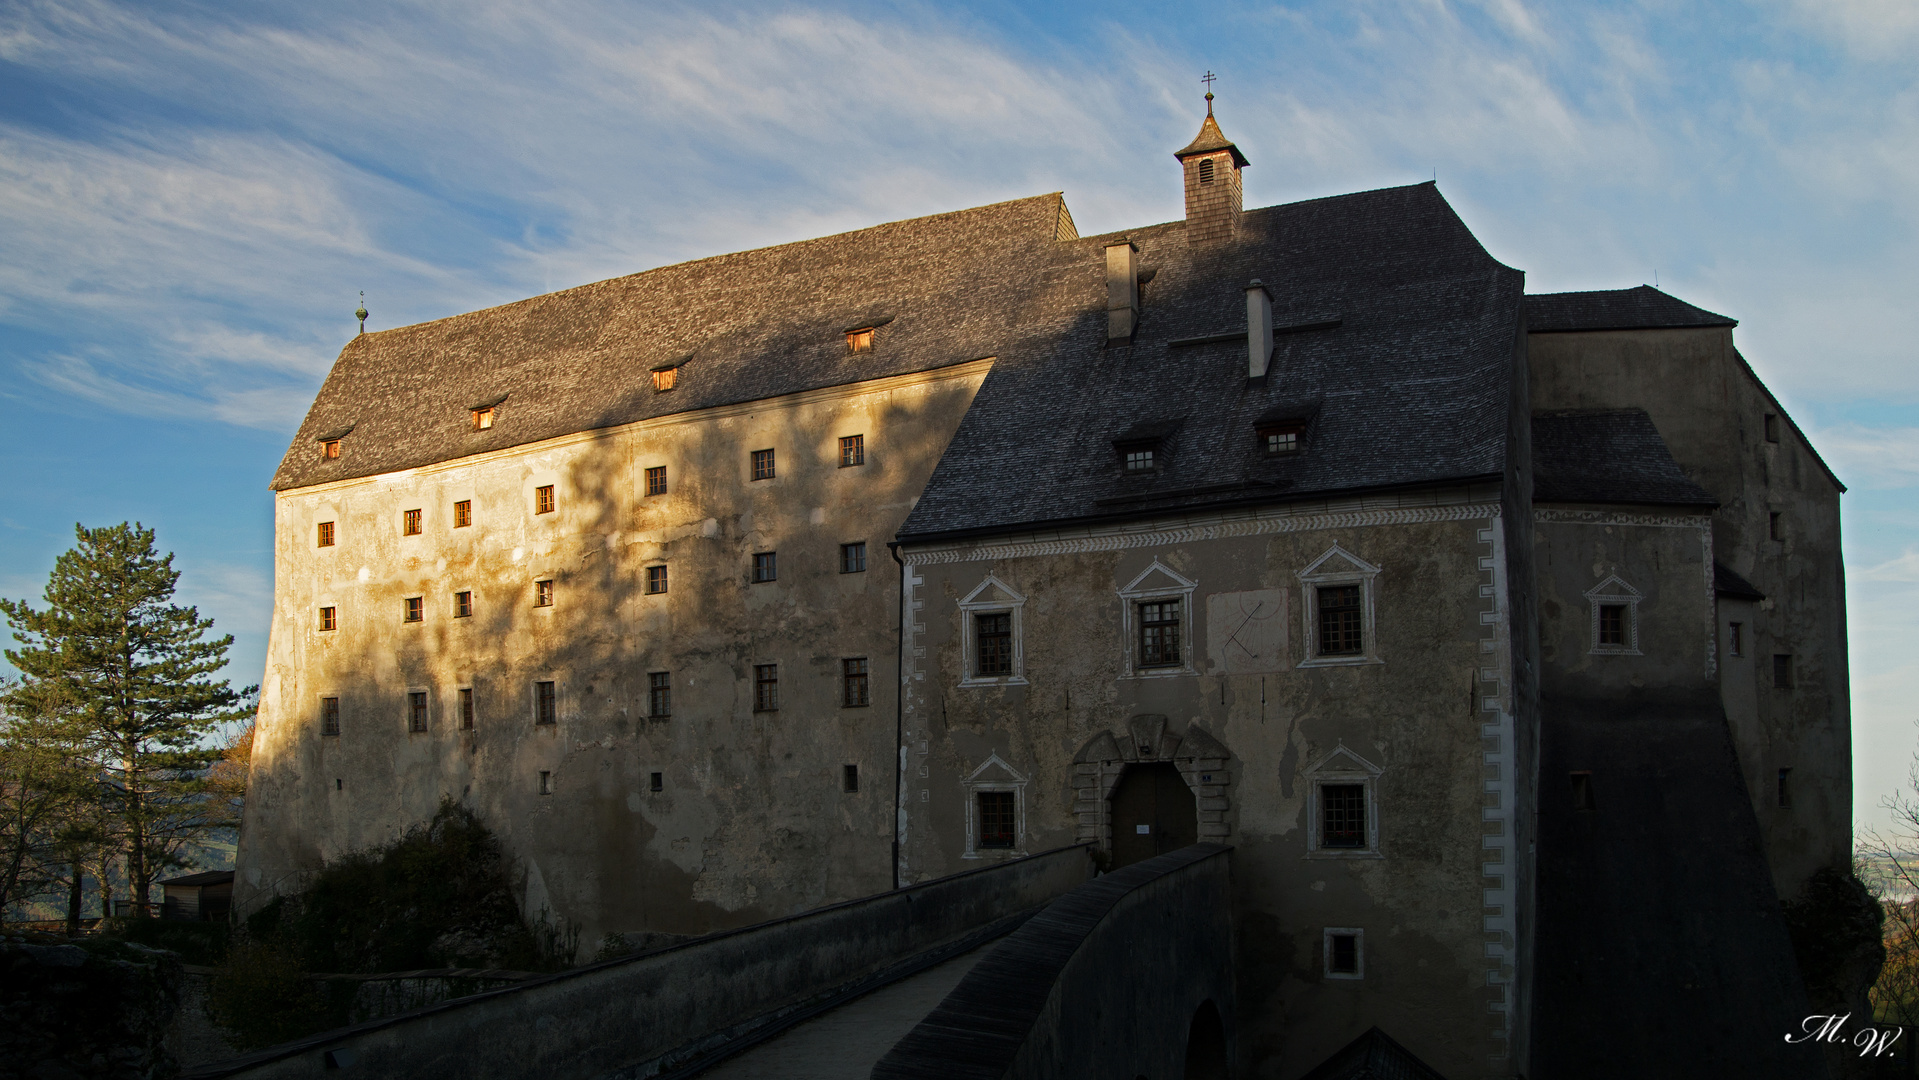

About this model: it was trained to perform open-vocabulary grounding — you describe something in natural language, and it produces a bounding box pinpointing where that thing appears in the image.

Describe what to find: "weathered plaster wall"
[237,361,992,946]
[898,488,1519,1079]
[1528,327,1848,896]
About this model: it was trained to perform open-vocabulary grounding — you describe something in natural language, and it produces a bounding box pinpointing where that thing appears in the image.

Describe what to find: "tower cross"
[1202,71,1217,115]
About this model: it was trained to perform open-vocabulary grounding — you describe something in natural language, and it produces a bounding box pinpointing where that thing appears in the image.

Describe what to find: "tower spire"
[356,291,368,336]
[1175,79,1248,246]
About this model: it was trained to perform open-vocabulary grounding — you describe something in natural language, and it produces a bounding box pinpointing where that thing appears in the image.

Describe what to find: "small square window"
[472,407,495,430]
[1728,622,1744,657]
[840,435,865,467]
[1597,604,1626,647]
[754,664,779,712]
[975,613,1013,676]
[1773,653,1795,689]
[648,672,671,718]
[408,691,428,732]
[536,485,556,515]
[1124,447,1155,472]
[1764,414,1779,443]
[650,771,664,792]
[535,580,554,608]
[753,552,777,583]
[454,500,472,528]
[1571,771,1595,812]
[459,687,474,730]
[539,770,552,795]
[842,658,870,707]
[1138,600,1181,667]
[846,328,875,353]
[321,696,341,736]
[751,449,776,481]
[1326,931,1361,978]
[319,606,337,632]
[1777,767,1793,808]
[645,466,667,497]
[535,681,557,725]
[1261,427,1302,455]
[1320,783,1366,848]
[646,565,668,595]
[317,521,335,547]
[455,591,472,618]
[1317,586,1363,656]
[1769,512,1783,541]
[321,439,341,460]
[840,542,866,574]
[977,791,1016,848]
[652,367,677,392]
[843,764,860,793]
[404,596,423,623]
[403,509,422,535]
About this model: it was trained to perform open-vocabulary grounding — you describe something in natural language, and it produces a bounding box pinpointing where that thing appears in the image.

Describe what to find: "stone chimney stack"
[1175,93,1249,246]
[1105,241,1139,343]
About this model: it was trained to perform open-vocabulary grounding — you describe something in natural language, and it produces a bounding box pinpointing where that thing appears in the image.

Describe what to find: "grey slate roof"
[898,183,1525,542]
[271,195,1078,491]
[1530,409,1718,508]
[1714,561,1765,601]
[1298,1027,1449,1080]
[1524,285,1736,333]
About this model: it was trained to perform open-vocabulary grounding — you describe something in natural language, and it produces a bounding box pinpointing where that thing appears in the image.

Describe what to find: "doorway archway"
[1108,762,1199,868]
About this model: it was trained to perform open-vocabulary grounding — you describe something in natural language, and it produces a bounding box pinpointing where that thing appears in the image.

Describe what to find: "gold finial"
[1202,71,1217,115]
[355,291,368,336]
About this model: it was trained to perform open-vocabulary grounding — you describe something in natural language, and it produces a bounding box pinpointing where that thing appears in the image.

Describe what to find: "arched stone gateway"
[1072,714,1233,852]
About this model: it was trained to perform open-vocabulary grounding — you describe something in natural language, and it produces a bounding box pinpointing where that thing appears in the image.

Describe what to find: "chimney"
[1106,242,1139,343]
[1246,280,1273,378]
[1174,94,1249,246]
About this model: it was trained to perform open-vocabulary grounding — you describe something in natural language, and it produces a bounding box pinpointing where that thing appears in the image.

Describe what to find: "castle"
[237,101,1850,1077]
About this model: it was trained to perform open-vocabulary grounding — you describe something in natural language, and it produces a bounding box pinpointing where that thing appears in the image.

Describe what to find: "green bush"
[110,916,231,965]
[204,940,331,1050]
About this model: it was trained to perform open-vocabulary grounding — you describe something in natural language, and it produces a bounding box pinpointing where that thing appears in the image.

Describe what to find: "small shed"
[158,869,234,922]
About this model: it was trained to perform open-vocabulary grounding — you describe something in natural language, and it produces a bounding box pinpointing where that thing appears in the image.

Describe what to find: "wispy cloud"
[1807,425,1919,490]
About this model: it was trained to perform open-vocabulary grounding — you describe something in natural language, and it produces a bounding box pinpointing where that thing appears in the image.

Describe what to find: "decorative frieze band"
[1533,507,1710,530]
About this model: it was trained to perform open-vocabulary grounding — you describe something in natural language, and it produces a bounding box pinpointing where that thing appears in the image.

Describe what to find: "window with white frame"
[1297,544,1383,667]
[961,754,1028,858]
[1118,559,1198,678]
[1304,743,1382,858]
[957,576,1028,687]
[1584,575,1643,656]
[1323,928,1364,980]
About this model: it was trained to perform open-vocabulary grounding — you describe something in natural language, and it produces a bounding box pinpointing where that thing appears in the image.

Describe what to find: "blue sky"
[1,0,1914,832]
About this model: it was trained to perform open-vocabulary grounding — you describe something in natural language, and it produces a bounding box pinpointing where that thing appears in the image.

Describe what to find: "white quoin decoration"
[1247,280,1273,378]
[1106,242,1140,343]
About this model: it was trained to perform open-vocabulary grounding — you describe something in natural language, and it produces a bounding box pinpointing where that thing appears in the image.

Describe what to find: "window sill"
[1297,655,1382,668]
[1588,647,1642,656]
[1121,665,1197,680]
[960,675,1028,689]
[1304,849,1384,860]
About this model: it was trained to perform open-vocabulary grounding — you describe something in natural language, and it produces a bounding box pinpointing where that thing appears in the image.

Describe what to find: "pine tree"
[1,523,254,910]
[0,680,97,917]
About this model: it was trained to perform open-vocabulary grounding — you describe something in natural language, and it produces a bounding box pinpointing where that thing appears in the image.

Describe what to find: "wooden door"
[1109,763,1198,869]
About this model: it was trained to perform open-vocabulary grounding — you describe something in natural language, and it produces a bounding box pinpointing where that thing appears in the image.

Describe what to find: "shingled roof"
[271,194,1079,491]
[898,182,1525,543]
[1531,409,1718,508]
[1524,285,1736,333]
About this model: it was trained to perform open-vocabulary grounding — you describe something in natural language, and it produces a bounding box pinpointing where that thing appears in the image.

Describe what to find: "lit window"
[321,696,340,736]
[1261,427,1302,455]
[1317,586,1362,656]
[404,597,423,623]
[454,500,472,528]
[652,366,678,392]
[751,449,775,481]
[403,509,422,535]
[459,688,474,730]
[975,613,1013,676]
[843,764,859,793]
[534,580,553,608]
[977,791,1015,848]
[754,664,779,712]
[645,466,667,497]
[536,485,555,514]
[317,521,335,547]
[322,439,341,460]
[1124,447,1155,472]
[1198,158,1216,184]
[1597,604,1626,647]
[840,434,865,467]
[840,542,866,574]
[753,552,777,583]
[646,565,667,595]
[319,606,337,632]
[535,681,556,725]
[472,407,495,430]
[842,658,870,707]
[1320,783,1366,848]
[846,328,875,353]
[1137,601,1181,667]
[408,691,428,732]
[455,591,472,618]
[648,672,671,718]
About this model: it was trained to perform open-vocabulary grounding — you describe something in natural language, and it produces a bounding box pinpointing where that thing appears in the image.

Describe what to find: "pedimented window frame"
[1304,742,1383,859]
[1297,543,1384,668]
[961,753,1029,859]
[1585,574,1644,656]
[958,576,1028,688]
[1118,559,1199,679]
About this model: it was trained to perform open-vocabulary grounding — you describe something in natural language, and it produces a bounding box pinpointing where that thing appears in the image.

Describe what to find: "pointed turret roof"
[1175,97,1250,167]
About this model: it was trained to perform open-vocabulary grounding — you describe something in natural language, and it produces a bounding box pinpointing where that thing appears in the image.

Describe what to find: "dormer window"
[321,439,341,460]
[1261,426,1303,455]
[1124,447,1156,472]
[472,407,495,430]
[651,361,683,392]
[1113,419,1181,475]
[846,328,875,353]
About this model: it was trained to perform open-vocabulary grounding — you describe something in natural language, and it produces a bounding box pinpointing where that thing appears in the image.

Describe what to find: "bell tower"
[1175,88,1249,246]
